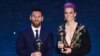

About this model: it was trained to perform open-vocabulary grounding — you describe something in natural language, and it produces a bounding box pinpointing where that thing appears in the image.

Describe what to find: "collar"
[31,24,41,31]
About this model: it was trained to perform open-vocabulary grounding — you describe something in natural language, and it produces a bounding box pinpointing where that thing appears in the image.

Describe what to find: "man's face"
[64,7,76,22]
[30,11,43,27]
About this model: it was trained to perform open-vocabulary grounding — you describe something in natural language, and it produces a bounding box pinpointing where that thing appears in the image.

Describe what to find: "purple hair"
[64,2,76,12]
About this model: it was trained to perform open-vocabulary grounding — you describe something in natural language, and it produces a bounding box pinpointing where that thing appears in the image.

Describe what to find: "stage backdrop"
[0,0,100,56]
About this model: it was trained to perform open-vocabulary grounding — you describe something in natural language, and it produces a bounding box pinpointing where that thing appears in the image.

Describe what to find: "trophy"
[58,25,66,53]
[35,38,43,51]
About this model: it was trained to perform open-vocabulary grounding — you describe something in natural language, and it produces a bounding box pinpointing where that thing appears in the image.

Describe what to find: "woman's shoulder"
[57,23,65,31]
[77,23,88,32]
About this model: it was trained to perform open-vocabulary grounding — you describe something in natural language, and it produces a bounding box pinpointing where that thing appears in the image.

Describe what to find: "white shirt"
[31,25,41,38]
[65,22,78,46]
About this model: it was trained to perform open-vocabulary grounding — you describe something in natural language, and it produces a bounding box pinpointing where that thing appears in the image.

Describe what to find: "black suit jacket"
[16,25,54,56]
[56,23,91,56]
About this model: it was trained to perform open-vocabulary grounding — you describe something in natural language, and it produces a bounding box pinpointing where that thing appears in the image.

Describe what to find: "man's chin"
[34,25,40,28]
[32,24,41,28]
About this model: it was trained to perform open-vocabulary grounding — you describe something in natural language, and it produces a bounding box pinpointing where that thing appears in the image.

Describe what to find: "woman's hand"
[58,41,64,49]
[63,48,72,54]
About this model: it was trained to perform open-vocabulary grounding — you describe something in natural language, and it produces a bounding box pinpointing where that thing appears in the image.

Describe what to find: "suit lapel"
[64,23,80,47]
[70,23,80,46]
[61,24,70,47]
[28,26,36,42]
[39,25,45,41]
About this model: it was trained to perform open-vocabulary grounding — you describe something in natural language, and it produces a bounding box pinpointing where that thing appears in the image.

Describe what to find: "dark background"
[0,0,100,56]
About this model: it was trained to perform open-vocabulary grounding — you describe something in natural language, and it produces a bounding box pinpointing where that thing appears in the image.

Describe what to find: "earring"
[64,19,66,21]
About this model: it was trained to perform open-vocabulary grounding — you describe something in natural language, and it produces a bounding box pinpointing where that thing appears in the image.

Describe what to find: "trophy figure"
[35,38,43,51]
[58,26,66,53]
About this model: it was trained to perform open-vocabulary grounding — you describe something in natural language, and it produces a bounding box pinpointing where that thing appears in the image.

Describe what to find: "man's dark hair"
[31,8,43,15]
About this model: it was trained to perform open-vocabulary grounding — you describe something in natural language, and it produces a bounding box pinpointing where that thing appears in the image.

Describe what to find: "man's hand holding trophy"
[31,38,43,56]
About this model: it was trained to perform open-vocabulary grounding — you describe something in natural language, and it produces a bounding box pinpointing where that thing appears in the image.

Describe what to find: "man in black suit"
[16,8,54,56]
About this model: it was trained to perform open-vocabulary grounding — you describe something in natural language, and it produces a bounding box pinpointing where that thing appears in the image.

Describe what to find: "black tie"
[35,30,38,39]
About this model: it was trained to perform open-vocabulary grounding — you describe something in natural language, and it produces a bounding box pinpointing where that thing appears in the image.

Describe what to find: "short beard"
[32,22,41,28]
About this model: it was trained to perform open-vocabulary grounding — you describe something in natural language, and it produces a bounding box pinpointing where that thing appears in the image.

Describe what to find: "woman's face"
[64,7,76,22]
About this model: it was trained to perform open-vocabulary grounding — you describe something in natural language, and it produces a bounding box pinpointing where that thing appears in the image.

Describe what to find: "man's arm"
[46,32,54,56]
[16,33,29,56]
